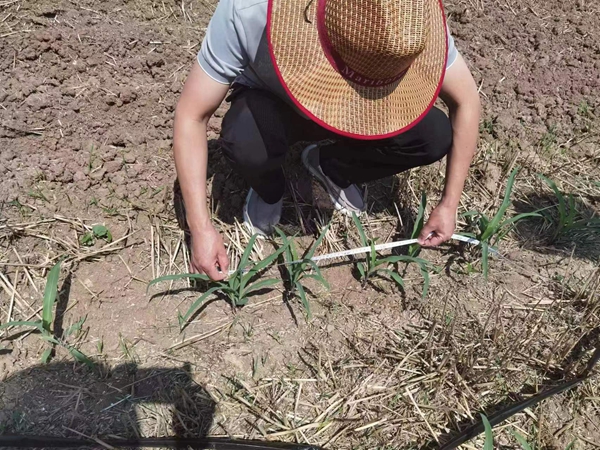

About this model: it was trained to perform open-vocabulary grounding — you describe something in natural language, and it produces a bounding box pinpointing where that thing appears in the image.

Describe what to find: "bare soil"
[1,0,599,449]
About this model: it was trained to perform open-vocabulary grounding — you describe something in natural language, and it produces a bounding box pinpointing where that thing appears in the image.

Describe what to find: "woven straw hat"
[268,0,448,139]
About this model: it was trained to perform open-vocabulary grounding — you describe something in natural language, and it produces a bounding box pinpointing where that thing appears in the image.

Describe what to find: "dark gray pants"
[220,85,453,204]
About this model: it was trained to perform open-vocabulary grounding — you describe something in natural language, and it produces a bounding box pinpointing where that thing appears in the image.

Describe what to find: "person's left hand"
[418,203,457,247]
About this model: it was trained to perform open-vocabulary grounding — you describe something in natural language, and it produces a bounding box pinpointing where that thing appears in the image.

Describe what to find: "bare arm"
[419,54,481,246]
[174,63,230,279]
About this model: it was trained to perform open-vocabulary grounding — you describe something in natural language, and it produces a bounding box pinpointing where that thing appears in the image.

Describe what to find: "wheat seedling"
[352,213,435,296]
[275,224,330,320]
[149,235,286,328]
[0,260,93,366]
[463,167,540,277]
[538,174,600,241]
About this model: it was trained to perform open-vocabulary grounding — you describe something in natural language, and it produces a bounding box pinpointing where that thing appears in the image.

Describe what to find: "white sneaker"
[242,188,283,236]
[301,144,366,216]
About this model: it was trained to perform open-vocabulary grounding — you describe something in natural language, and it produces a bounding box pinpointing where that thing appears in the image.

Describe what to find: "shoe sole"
[301,144,365,217]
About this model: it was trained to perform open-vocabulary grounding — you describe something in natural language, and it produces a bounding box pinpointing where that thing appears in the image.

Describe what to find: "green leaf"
[147,273,210,292]
[40,333,59,344]
[352,213,368,247]
[229,271,241,293]
[369,242,377,272]
[239,234,259,270]
[42,260,62,333]
[420,265,430,299]
[376,254,431,267]
[274,228,295,274]
[241,245,286,292]
[242,278,280,297]
[304,259,325,279]
[564,441,576,450]
[66,346,95,368]
[388,271,405,289]
[478,215,490,234]
[460,210,481,219]
[356,262,366,280]
[498,212,542,231]
[296,282,311,320]
[413,192,427,238]
[179,286,222,326]
[236,297,249,306]
[481,167,519,242]
[92,224,112,242]
[0,320,43,331]
[481,414,494,450]
[409,192,427,256]
[482,241,489,279]
[512,431,533,450]
[304,222,331,260]
[64,316,86,338]
[495,212,542,243]
[41,347,52,364]
[80,232,94,246]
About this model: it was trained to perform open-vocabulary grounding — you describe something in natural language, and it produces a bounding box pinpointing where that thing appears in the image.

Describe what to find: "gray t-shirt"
[198,0,459,104]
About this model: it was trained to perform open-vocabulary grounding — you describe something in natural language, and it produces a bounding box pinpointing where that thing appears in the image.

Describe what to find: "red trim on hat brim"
[267,0,449,141]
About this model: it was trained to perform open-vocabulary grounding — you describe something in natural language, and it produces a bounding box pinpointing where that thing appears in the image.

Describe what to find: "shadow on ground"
[513,192,600,262]
[0,362,215,446]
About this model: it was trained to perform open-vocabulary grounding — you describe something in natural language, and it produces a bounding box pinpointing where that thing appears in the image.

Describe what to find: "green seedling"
[463,167,539,277]
[80,224,113,246]
[149,235,285,328]
[480,414,576,450]
[482,414,494,450]
[480,416,575,450]
[0,260,93,367]
[408,191,427,258]
[275,224,330,320]
[512,431,533,450]
[538,174,600,241]
[352,213,434,297]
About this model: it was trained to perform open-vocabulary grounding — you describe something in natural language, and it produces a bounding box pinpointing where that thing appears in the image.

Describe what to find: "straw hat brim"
[268,0,448,140]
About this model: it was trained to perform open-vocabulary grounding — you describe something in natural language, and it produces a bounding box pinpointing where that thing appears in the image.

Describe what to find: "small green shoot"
[473,417,575,450]
[464,167,540,277]
[512,431,533,450]
[275,224,330,320]
[352,213,434,296]
[149,235,285,328]
[0,261,93,367]
[80,224,113,246]
[538,174,600,242]
[408,192,427,258]
[481,414,494,450]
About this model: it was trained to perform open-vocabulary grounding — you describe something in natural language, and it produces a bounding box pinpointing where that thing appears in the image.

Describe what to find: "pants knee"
[220,91,286,172]
[220,135,270,170]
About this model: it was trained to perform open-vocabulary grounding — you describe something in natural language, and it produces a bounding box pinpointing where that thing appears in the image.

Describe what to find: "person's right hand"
[190,223,229,281]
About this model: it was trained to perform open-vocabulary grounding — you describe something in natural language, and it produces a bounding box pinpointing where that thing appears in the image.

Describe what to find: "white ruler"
[228,234,496,275]
[304,233,495,263]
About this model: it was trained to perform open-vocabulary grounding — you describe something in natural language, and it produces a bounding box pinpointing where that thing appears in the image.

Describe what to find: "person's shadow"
[0,361,215,447]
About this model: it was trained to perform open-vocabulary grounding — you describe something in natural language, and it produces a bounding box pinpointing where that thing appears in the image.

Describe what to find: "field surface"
[1,0,599,449]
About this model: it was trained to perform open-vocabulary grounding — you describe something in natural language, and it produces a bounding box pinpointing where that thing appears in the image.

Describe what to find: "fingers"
[191,255,227,281]
[203,261,226,281]
[418,223,436,245]
[217,246,229,274]
[424,234,446,247]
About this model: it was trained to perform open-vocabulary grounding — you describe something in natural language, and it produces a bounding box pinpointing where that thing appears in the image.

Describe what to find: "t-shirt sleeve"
[446,25,459,70]
[197,0,249,84]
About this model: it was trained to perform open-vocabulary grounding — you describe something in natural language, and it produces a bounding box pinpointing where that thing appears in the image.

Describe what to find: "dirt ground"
[1,0,599,449]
